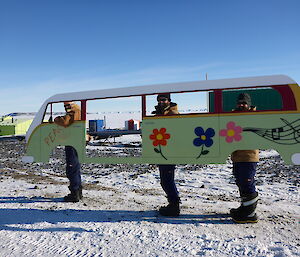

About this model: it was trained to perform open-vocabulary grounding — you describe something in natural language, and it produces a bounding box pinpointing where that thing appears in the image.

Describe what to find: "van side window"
[86,96,142,130]
[145,91,211,116]
[221,87,283,112]
[86,96,142,158]
[43,101,81,123]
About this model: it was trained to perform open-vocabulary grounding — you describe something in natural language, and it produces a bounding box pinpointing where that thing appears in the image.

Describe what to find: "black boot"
[230,192,259,223]
[159,199,180,217]
[64,186,83,202]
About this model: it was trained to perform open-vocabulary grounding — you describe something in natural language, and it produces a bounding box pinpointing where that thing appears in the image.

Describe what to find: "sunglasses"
[158,98,168,102]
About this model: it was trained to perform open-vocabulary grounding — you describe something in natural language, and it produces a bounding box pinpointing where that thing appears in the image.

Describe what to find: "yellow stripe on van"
[289,84,300,111]
[143,110,300,120]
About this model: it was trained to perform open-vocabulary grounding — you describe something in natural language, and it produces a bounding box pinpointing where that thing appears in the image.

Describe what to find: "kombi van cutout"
[22,75,300,165]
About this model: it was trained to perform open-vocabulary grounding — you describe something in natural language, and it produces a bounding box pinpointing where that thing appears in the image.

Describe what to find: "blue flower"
[193,127,215,147]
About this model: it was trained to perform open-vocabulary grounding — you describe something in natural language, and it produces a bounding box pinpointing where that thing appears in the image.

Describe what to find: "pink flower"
[219,122,243,143]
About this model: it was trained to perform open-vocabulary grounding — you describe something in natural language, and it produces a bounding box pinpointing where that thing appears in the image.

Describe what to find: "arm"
[54,113,74,127]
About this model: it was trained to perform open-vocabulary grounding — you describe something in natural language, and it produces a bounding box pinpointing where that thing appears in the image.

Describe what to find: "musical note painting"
[243,118,300,145]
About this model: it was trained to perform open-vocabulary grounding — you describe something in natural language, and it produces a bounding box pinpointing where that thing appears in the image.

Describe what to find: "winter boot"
[230,192,259,223]
[159,200,180,217]
[64,186,83,203]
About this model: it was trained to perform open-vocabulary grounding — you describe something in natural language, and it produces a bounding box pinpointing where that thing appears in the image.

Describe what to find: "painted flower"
[149,128,170,160]
[193,127,215,147]
[149,128,170,146]
[193,127,215,159]
[219,121,243,143]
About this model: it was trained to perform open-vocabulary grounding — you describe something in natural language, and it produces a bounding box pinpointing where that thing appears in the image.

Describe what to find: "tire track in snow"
[0,228,104,256]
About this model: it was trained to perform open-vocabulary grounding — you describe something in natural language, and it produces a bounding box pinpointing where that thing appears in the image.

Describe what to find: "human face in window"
[157,97,170,108]
[64,103,72,113]
[236,101,249,111]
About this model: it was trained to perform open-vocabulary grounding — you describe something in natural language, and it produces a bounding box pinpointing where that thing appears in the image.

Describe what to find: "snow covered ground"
[0,138,299,256]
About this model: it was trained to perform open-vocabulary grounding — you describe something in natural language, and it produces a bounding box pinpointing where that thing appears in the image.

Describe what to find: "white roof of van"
[47,74,296,103]
[26,74,297,141]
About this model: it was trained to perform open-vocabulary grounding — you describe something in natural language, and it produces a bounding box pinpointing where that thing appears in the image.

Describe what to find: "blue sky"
[0,0,299,115]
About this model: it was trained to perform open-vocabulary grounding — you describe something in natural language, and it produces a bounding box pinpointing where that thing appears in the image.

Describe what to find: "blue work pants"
[159,165,179,203]
[233,162,257,196]
[65,146,82,191]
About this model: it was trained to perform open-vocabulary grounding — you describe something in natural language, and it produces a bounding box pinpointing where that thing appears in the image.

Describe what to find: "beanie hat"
[64,101,74,104]
[157,93,171,101]
[64,101,74,113]
[237,93,251,106]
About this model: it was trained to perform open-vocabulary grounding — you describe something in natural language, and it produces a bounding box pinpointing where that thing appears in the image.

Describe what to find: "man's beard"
[159,103,169,109]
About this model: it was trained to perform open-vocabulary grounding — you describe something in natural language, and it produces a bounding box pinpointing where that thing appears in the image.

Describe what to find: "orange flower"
[149,128,170,146]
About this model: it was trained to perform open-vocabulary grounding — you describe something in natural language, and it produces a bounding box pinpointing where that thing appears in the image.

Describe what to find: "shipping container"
[89,119,105,132]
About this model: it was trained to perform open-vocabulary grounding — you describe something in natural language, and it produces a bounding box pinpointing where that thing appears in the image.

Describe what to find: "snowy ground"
[0,137,299,257]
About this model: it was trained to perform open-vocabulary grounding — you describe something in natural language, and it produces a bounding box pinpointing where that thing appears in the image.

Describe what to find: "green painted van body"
[25,112,300,165]
[23,75,300,165]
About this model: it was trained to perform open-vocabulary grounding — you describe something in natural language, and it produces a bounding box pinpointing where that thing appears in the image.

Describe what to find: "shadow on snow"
[0,196,234,232]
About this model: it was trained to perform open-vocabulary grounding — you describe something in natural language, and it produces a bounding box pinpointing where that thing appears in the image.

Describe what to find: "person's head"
[236,93,251,111]
[64,101,74,113]
[157,94,171,108]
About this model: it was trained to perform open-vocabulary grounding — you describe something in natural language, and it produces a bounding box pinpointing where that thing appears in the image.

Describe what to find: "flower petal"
[206,128,215,137]
[164,133,170,139]
[219,129,227,137]
[234,134,242,141]
[205,139,213,147]
[234,126,243,133]
[160,128,166,134]
[153,140,159,146]
[193,138,203,147]
[153,129,159,135]
[195,127,204,136]
[226,136,234,143]
[149,134,156,140]
[160,140,167,146]
[227,121,235,129]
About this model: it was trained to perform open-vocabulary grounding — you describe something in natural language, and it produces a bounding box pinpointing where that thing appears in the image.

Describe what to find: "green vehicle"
[22,75,300,165]
[0,115,32,137]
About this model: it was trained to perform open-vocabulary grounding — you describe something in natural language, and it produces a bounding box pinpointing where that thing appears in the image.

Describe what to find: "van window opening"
[145,90,211,116]
[43,101,82,123]
[210,85,297,113]
[221,87,284,112]
[85,96,142,158]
